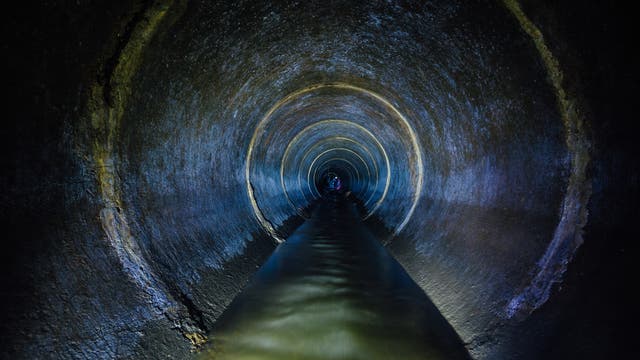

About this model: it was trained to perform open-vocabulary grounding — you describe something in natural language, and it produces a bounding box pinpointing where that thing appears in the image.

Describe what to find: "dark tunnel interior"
[2,0,637,359]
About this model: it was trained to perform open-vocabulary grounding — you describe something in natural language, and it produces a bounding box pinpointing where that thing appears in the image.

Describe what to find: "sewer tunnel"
[2,0,635,359]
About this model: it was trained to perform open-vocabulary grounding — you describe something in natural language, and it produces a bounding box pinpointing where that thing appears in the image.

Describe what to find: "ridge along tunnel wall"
[5,0,613,359]
[101,0,587,356]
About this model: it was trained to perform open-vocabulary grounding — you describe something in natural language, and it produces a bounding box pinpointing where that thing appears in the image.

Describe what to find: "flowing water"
[200,194,470,359]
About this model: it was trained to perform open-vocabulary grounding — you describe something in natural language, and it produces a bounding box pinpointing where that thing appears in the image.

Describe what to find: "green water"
[200,194,470,360]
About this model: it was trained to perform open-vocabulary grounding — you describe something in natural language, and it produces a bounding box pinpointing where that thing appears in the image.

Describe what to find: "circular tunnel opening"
[5,0,616,358]
[91,1,589,355]
[246,84,424,241]
[102,0,588,355]
[318,169,348,193]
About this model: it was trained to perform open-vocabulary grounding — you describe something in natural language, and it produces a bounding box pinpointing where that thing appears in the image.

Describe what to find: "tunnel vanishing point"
[2,0,637,359]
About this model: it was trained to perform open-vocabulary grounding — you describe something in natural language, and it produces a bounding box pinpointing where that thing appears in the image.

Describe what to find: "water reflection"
[200,194,470,359]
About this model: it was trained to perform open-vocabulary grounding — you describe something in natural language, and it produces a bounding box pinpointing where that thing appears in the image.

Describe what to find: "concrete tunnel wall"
[2,0,636,359]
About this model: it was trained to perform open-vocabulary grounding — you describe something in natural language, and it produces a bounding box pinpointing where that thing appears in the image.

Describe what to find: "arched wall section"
[5,0,615,358]
[107,0,588,355]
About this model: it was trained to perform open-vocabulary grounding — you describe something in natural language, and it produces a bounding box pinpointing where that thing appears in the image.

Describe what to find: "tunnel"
[2,0,636,359]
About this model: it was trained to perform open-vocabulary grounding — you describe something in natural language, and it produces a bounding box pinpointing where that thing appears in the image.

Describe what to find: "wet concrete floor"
[200,193,470,359]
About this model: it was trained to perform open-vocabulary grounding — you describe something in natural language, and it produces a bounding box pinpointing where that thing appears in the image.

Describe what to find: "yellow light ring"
[306,149,364,198]
[279,122,381,215]
[314,159,362,195]
[311,157,362,194]
[314,159,360,194]
[309,148,370,189]
[312,154,369,193]
[281,124,379,193]
[315,139,381,207]
[247,83,423,240]
[287,122,388,215]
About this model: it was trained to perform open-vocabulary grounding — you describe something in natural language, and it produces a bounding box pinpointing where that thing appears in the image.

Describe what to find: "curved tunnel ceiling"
[5,0,617,358]
[247,84,423,241]
[84,0,590,355]
[91,0,590,355]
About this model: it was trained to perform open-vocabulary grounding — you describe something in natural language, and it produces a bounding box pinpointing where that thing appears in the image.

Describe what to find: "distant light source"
[327,175,343,191]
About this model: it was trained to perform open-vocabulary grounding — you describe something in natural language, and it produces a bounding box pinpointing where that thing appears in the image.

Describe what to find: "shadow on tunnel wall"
[1,0,637,358]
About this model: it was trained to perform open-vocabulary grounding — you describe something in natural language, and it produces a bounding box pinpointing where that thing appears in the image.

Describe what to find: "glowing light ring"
[313,158,362,195]
[280,122,381,215]
[292,123,388,211]
[307,149,364,197]
[309,148,370,190]
[247,83,423,241]
[308,137,381,207]
[312,154,369,195]
[312,158,361,195]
